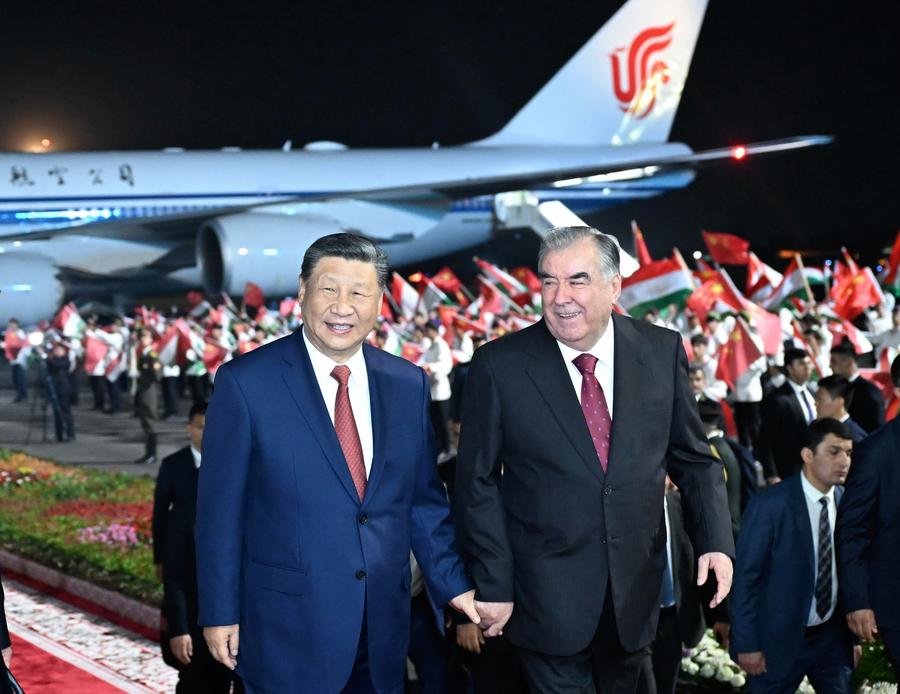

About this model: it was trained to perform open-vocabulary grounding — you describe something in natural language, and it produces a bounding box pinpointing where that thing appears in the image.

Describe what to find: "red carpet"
[8,631,126,693]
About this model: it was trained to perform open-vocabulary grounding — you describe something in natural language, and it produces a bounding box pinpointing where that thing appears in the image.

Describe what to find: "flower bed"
[0,449,160,605]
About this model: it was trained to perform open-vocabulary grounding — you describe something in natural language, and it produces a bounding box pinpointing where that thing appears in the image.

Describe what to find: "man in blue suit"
[731,418,857,693]
[837,354,900,670]
[196,233,478,693]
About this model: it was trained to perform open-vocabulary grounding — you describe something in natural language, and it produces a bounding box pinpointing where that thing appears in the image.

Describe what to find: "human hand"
[766,476,782,486]
[698,552,732,608]
[448,590,481,625]
[2,645,11,669]
[847,609,878,642]
[853,644,863,667]
[712,621,730,649]
[204,624,239,670]
[170,634,193,665]
[737,651,766,676]
[456,622,486,654]
[475,600,514,638]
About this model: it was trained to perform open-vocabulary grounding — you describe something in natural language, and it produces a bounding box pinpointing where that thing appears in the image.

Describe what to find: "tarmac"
[0,370,195,478]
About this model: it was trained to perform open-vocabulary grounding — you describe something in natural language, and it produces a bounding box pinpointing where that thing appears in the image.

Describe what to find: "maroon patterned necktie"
[331,365,367,501]
[573,353,612,472]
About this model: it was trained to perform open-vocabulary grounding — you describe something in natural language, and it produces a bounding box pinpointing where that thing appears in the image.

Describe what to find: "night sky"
[3,1,899,269]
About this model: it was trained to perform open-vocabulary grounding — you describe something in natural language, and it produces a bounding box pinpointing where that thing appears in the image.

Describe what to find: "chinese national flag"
[702,231,750,265]
[243,282,265,309]
[511,266,542,293]
[686,275,743,321]
[432,267,463,294]
[884,230,900,287]
[380,295,394,321]
[832,269,884,320]
[716,317,763,390]
[203,341,229,376]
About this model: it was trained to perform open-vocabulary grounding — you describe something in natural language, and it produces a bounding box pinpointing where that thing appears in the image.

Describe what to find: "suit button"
[356,570,367,580]
[604,487,612,496]
[601,538,608,544]
[358,514,368,525]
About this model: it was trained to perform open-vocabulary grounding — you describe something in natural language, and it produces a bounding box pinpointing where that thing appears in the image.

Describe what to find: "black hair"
[783,348,809,368]
[803,417,852,452]
[188,402,208,422]
[300,232,389,289]
[815,375,853,408]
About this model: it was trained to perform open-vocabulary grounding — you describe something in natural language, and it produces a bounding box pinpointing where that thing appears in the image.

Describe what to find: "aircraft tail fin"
[473,0,709,147]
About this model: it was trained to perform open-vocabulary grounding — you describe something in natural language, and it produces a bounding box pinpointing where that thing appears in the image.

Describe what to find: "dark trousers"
[452,628,525,693]
[11,363,27,401]
[162,377,180,418]
[636,606,680,694]
[52,397,75,442]
[136,396,157,457]
[89,375,106,409]
[748,617,852,694]
[517,588,647,694]
[733,401,761,453]
[187,374,210,406]
[430,398,452,453]
[408,591,447,693]
[175,631,244,694]
[105,377,121,413]
[68,369,79,405]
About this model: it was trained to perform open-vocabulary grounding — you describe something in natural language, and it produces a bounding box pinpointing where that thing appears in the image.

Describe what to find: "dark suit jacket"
[0,572,10,694]
[844,416,867,443]
[759,382,810,479]
[730,475,852,680]
[152,445,200,637]
[837,417,900,628]
[662,491,705,649]
[196,330,471,693]
[454,316,734,655]
[847,375,885,434]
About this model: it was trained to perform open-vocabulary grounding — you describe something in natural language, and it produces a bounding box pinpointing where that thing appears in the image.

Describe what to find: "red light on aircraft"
[732,145,747,160]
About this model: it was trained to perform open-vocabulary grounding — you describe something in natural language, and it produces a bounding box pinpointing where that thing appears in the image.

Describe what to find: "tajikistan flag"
[762,259,825,310]
[619,258,694,318]
[52,302,86,338]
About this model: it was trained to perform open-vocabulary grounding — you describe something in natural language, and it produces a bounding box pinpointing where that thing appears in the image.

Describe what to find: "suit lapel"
[781,383,807,423]
[606,313,647,481]
[281,330,361,504]
[361,344,387,507]
[525,321,605,484]
[789,475,816,580]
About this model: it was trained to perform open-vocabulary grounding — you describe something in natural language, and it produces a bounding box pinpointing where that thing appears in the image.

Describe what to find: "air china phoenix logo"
[609,22,675,119]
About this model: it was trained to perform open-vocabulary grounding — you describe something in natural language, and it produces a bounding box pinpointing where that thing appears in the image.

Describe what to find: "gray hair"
[300,232,389,289]
[537,226,620,279]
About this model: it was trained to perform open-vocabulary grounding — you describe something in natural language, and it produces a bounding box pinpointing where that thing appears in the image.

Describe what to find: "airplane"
[0,0,829,325]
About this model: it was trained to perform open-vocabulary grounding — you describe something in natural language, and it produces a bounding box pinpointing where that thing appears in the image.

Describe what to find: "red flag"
[478,278,505,316]
[203,341,229,376]
[510,266,542,293]
[716,317,764,390]
[453,314,488,335]
[702,231,750,265]
[2,329,24,361]
[400,342,423,364]
[840,247,859,275]
[884,231,900,286]
[632,220,653,266]
[186,291,205,308]
[432,267,463,294]
[832,268,884,320]
[243,282,265,309]
[83,334,109,373]
[686,274,743,321]
[380,295,394,321]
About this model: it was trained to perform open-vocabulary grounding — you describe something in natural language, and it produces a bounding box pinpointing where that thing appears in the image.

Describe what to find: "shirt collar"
[190,446,201,469]
[302,324,367,382]
[556,318,615,368]
[787,379,808,395]
[800,469,835,506]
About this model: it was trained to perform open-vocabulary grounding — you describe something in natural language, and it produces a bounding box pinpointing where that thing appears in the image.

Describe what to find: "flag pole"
[794,253,815,304]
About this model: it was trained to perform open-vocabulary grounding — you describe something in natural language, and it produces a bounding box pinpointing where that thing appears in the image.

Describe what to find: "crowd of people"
[1,225,899,693]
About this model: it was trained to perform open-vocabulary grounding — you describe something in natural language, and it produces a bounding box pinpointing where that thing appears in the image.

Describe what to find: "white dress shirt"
[191,445,202,469]
[800,471,837,626]
[556,319,615,418]
[303,327,374,477]
[787,379,817,423]
[422,336,453,402]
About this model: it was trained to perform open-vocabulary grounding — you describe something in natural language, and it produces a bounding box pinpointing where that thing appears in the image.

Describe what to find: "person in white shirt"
[422,321,454,457]
[3,318,29,403]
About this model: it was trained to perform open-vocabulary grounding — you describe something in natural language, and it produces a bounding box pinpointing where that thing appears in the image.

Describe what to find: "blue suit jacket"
[196,330,471,693]
[730,474,850,680]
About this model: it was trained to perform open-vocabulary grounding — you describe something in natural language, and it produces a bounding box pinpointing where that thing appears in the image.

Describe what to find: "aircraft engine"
[197,213,342,297]
[0,255,66,326]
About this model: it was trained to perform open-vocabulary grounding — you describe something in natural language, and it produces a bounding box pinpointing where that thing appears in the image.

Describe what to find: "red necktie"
[573,353,612,472]
[331,365,367,501]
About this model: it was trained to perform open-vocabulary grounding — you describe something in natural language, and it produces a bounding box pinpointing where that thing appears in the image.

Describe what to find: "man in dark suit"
[813,375,867,442]
[196,233,477,693]
[831,339,885,433]
[759,348,817,481]
[152,402,243,693]
[1,571,12,694]
[637,486,707,694]
[731,418,856,693]
[455,226,734,693]
[837,354,900,670]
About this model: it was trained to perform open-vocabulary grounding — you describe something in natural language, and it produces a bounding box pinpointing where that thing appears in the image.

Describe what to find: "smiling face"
[540,238,621,351]
[298,255,382,363]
